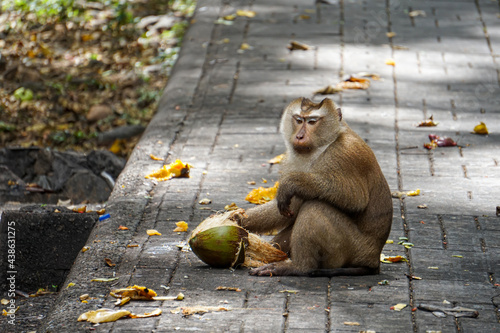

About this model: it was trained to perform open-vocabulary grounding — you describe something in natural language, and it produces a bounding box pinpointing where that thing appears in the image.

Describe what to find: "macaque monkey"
[239,97,392,277]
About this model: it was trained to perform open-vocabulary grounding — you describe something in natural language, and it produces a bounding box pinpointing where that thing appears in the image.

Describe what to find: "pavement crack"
[438,215,448,249]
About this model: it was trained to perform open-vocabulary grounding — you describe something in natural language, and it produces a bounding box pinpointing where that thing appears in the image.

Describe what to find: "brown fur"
[239,97,393,277]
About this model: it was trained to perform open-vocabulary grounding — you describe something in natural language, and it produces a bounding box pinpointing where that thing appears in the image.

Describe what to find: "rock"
[86,104,113,122]
[97,125,145,145]
[64,169,112,203]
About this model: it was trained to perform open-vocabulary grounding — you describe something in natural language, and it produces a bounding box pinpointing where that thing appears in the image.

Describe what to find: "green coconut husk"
[189,209,288,268]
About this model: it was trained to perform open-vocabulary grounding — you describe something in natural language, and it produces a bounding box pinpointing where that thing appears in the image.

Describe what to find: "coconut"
[189,209,288,268]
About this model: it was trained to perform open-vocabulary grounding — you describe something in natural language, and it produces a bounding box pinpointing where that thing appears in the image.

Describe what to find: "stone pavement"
[9,0,500,332]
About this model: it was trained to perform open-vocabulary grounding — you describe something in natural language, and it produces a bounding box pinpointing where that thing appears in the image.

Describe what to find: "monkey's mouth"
[293,144,313,154]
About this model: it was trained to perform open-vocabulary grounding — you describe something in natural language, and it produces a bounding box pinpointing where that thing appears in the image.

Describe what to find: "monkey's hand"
[249,264,276,276]
[277,184,295,217]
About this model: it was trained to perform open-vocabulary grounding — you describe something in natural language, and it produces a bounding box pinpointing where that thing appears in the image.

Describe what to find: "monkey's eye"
[307,118,319,125]
[293,116,304,124]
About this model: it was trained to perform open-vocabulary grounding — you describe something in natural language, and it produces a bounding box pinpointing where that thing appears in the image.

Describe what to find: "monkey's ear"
[336,108,342,121]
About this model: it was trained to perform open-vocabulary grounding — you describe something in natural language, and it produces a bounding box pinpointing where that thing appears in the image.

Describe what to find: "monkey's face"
[281,97,342,154]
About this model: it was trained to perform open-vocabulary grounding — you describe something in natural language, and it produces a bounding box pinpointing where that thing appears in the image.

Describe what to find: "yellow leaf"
[236,9,256,18]
[173,221,188,232]
[77,309,131,323]
[385,58,396,66]
[147,229,162,236]
[473,122,488,135]
[145,159,191,181]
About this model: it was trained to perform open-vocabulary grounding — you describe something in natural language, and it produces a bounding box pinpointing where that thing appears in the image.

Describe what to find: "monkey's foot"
[249,264,276,276]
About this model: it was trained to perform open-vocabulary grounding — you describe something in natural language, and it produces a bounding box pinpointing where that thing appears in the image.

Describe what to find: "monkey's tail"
[308,267,379,277]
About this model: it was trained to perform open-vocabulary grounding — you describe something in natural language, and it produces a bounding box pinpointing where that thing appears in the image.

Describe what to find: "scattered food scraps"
[199,198,212,205]
[145,159,191,181]
[82,246,90,252]
[314,85,343,95]
[417,204,428,209]
[380,254,407,263]
[409,10,426,17]
[115,296,131,306]
[406,189,420,196]
[343,321,360,326]
[104,258,116,267]
[239,42,252,51]
[268,153,285,164]
[171,306,230,316]
[147,229,162,236]
[224,202,240,211]
[236,9,256,18]
[378,280,390,285]
[150,154,164,161]
[386,239,394,244]
[216,286,242,292]
[152,293,184,301]
[99,213,110,221]
[174,221,189,232]
[356,72,381,80]
[391,303,407,311]
[385,58,396,66]
[417,304,479,318]
[129,309,162,318]
[336,76,370,90]
[118,225,129,230]
[424,134,457,149]
[91,277,119,282]
[279,290,299,294]
[245,182,279,204]
[386,32,396,38]
[417,116,439,127]
[78,309,131,323]
[473,122,488,135]
[110,285,157,300]
[287,40,311,50]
